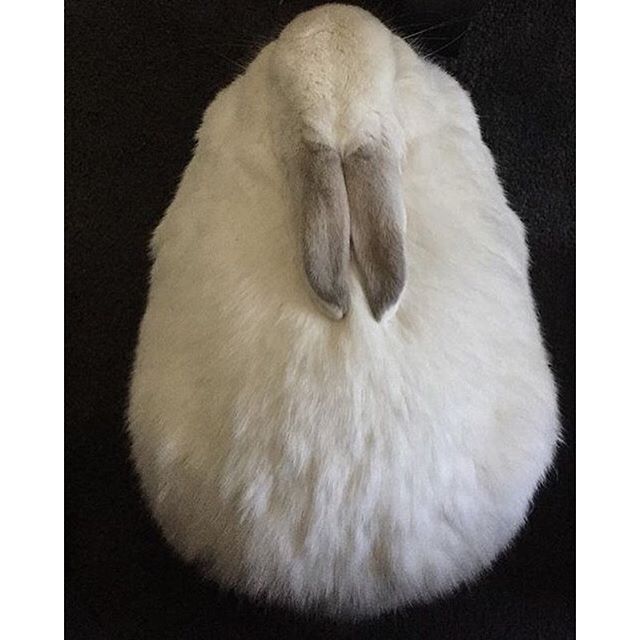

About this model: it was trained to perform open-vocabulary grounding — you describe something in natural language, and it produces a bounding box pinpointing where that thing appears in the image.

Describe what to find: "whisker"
[425,28,470,57]
[401,16,473,40]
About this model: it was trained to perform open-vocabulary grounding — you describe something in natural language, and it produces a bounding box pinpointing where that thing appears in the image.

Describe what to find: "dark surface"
[66,1,575,638]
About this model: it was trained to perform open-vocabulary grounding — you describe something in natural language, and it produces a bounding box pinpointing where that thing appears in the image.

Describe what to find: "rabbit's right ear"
[343,143,406,321]
[299,142,351,320]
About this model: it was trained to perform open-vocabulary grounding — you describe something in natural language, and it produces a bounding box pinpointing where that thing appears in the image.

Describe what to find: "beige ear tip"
[304,274,351,321]
[316,296,349,321]
[307,283,350,320]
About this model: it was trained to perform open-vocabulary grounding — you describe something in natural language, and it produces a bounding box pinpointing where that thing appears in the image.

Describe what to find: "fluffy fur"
[128,4,559,619]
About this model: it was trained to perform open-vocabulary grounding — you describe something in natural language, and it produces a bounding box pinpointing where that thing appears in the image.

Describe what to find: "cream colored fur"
[128,4,559,618]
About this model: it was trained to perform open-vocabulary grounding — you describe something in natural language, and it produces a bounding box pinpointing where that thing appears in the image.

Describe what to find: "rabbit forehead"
[271,5,396,144]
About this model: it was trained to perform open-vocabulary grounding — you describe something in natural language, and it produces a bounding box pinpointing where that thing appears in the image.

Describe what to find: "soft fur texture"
[128,4,559,619]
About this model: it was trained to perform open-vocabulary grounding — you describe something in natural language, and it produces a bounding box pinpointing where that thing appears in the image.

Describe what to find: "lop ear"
[343,143,406,321]
[299,142,351,320]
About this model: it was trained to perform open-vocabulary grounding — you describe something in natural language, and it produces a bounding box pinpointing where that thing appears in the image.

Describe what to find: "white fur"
[128,5,559,618]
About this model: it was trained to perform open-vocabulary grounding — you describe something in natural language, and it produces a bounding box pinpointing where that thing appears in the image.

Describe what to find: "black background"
[66,1,575,637]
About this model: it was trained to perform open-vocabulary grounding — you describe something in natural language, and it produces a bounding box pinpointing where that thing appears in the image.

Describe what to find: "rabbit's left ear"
[343,143,406,321]
[298,142,351,320]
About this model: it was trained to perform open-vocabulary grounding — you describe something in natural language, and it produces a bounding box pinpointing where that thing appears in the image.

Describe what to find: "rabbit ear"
[343,143,406,321]
[299,143,351,320]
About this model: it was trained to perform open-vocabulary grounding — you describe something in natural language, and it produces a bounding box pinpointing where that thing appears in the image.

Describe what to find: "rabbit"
[128,3,560,619]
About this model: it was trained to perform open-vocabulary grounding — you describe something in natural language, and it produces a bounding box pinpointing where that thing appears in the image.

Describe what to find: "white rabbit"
[128,4,559,618]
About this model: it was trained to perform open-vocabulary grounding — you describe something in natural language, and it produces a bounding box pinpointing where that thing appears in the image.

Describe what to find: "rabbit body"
[129,5,559,617]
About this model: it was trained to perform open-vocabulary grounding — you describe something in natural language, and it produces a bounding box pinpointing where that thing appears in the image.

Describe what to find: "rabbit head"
[269,5,407,322]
